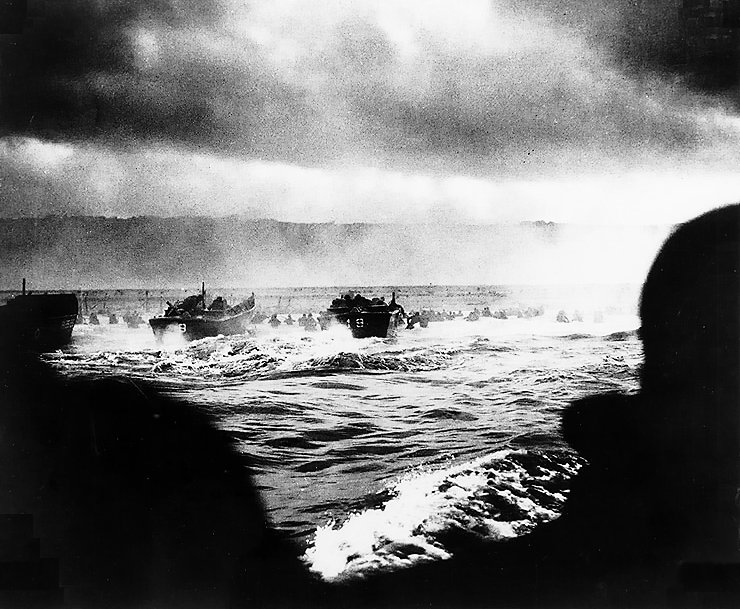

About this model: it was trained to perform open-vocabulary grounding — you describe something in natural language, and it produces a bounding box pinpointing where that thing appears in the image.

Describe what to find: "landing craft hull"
[328,309,401,339]
[0,294,78,350]
[149,306,255,341]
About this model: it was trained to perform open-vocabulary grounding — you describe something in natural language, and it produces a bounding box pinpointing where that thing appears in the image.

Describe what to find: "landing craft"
[148,283,256,341]
[326,291,405,338]
[0,279,78,350]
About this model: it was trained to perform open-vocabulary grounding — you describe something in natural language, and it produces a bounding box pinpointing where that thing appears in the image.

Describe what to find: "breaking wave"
[303,450,582,582]
[44,334,457,383]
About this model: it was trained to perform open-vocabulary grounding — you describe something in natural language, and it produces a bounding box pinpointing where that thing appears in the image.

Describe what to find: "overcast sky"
[1,0,738,224]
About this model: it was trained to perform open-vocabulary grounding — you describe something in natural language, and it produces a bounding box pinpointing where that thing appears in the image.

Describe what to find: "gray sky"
[1,0,739,223]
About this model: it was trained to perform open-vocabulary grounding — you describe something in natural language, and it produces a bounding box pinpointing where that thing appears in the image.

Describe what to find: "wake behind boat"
[149,284,256,341]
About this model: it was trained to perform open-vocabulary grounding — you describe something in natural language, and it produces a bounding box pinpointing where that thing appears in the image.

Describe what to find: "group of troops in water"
[263,311,323,331]
[255,298,593,332]
[80,309,145,328]
[76,292,599,333]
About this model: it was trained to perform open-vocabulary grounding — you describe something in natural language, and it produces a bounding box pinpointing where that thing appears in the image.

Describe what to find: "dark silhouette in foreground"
[0,352,317,608]
[328,204,739,608]
[0,205,737,608]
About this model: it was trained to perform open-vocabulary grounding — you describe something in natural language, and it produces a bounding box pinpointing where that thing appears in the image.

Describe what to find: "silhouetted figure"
[123,311,144,329]
[351,294,373,308]
[269,313,281,328]
[0,351,316,609]
[209,296,227,311]
[407,312,422,329]
[327,204,740,608]
[88,311,99,325]
[252,311,268,325]
[318,313,331,331]
[181,294,204,314]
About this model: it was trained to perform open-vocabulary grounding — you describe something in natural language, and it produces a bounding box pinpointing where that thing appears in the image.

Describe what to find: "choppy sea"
[40,284,643,583]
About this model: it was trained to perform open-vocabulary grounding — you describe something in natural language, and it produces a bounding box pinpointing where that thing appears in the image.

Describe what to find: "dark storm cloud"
[0,0,350,164]
[523,0,739,92]
[507,1,685,68]
[0,0,737,175]
[0,1,243,144]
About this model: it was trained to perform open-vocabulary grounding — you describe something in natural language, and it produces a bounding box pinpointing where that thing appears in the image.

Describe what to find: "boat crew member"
[209,296,227,311]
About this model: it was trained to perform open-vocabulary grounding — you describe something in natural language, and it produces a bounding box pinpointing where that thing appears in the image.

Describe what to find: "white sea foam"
[303,450,571,581]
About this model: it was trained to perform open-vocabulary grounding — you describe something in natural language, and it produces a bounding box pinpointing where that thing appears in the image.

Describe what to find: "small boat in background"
[148,283,256,341]
[0,279,78,350]
[326,291,405,338]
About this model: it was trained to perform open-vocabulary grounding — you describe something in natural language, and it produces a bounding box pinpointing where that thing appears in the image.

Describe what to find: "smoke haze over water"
[0,216,671,289]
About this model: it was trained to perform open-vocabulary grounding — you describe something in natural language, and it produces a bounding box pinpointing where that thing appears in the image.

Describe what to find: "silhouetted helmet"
[639,204,739,393]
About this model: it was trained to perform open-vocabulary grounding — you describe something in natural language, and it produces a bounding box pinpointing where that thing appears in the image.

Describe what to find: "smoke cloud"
[0,215,673,289]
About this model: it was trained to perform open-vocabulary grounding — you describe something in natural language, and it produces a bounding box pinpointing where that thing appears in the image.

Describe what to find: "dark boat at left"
[0,280,78,350]
[149,284,256,341]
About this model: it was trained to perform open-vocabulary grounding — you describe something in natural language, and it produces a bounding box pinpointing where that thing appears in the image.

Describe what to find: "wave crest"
[303,450,582,582]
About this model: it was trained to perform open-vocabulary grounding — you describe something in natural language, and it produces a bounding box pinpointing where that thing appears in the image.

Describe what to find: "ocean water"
[42,284,643,582]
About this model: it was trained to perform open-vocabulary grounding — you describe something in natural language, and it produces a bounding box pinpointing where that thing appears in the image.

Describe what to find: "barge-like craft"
[0,280,78,350]
[326,291,405,338]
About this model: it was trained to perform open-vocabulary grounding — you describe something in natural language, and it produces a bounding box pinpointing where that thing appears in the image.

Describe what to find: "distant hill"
[0,216,671,289]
